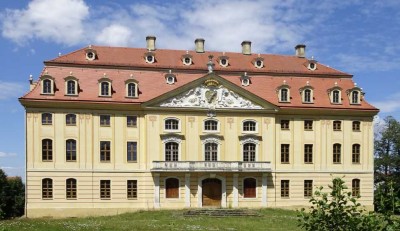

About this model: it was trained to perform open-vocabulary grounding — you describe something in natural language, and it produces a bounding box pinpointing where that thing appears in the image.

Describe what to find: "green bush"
[0,169,25,219]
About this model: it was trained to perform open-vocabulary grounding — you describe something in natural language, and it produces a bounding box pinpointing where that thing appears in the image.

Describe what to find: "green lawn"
[0,209,301,231]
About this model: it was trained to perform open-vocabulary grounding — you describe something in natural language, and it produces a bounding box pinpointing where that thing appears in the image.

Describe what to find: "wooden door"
[202,178,222,207]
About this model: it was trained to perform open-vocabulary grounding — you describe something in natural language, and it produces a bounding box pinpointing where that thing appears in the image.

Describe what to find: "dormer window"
[98,77,112,97]
[165,72,176,85]
[347,85,363,105]
[277,82,291,103]
[300,85,314,103]
[305,57,318,71]
[85,46,96,61]
[64,76,78,96]
[40,75,55,95]
[253,55,264,69]
[328,86,342,104]
[332,90,340,103]
[125,79,138,98]
[181,52,193,66]
[240,72,251,87]
[144,51,155,64]
[218,55,229,67]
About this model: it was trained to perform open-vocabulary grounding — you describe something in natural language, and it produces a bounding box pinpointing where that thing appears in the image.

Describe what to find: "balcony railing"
[151,161,271,172]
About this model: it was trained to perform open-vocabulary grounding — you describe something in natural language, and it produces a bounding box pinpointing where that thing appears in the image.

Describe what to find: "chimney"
[146,36,156,51]
[241,41,251,55]
[195,38,205,53]
[295,44,306,58]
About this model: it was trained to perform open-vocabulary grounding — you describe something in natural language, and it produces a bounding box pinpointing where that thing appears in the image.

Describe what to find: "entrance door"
[202,178,222,207]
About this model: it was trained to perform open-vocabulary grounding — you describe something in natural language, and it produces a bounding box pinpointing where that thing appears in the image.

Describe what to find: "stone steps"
[183,209,261,217]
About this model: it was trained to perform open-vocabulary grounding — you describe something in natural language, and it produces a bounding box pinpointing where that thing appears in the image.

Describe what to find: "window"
[304,144,313,163]
[66,114,76,126]
[100,82,110,96]
[127,142,137,162]
[352,144,360,164]
[66,80,76,95]
[127,116,137,127]
[281,180,289,198]
[166,178,179,198]
[304,180,313,198]
[243,143,256,162]
[66,139,77,161]
[352,179,360,197]
[42,178,53,199]
[243,178,256,198]
[281,144,290,163]
[127,82,137,97]
[333,143,341,163]
[100,180,111,199]
[332,90,340,104]
[66,178,77,199]
[303,89,312,103]
[100,141,111,162]
[219,58,229,67]
[333,121,342,131]
[42,139,53,161]
[127,180,137,199]
[255,60,263,68]
[205,143,218,161]
[351,91,360,104]
[352,121,361,131]
[165,74,176,85]
[280,88,289,102]
[183,57,192,65]
[165,118,179,131]
[281,120,290,130]
[42,113,52,125]
[204,120,218,132]
[100,115,110,126]
[146,55,154,63]
[42,79,53,94]
[308,62,317,71]
[165,142,179,161]
[243,120,257,132]
[304,120,313,130]
[241,78,250,86]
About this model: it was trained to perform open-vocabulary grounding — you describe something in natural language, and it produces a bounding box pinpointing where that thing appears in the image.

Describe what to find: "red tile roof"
[20,46,378,112]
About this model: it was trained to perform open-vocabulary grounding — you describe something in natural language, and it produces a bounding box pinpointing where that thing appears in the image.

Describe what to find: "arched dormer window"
[144,51,155,64]
[181,52,192,66]
[347,86,363,105]
[64,76,79,96]
[125,79,138,98]
[85,46,97,61]
[218,54,229,67]
[240,72,251,87]
[306,59,318,71]
[300,84,314,103]
[276,82,291,103]
[40,75,55,95]
[328,85,342,104]
[98,77,112,97]
[253,55,264,69]
[204,119,219,132]
[165,72,176,85]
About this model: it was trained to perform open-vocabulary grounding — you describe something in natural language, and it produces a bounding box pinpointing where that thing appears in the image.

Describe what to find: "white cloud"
[95,24,133,47]
[0,81,25,100]
[0,152,17,158]
[1,0,89,46]
[370,92,400,114]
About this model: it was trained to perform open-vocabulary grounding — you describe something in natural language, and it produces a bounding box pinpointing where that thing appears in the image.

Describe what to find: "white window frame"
[330,89,342,104]
[40,75,55,95]
[162,136,182,161]
[203,119,220,133]
[302,88,314,103]
[254,59,264,69]
[64,76,78,96]
[125,80,138,98]
[240,138,259,162]
[202,137,221,161]
[242,119,258,133]
[350,90,361,104]
[182,57,192,66]
[219,58,229,67]
[98,78,112,97]
[164,117,181,132]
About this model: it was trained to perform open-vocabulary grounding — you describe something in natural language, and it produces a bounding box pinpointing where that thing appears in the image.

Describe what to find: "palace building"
[20,36,378,217]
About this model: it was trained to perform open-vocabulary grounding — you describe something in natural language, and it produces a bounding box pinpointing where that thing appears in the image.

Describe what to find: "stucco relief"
[159,85,263,109]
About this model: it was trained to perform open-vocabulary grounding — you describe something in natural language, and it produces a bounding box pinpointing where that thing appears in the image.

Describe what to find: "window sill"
[333,162,342,164]
[278,101,291,103]
[66,160,77,162]
[304,129,313,131]
[42,198,53,200]
[42,160,53,162]
[40,93,55,96]
[281,162,290,164]
[125,96,139,99]
[352,130,361,132]
[66,124,76,126]
[65,94,78,97]
[98,95,112,98]
[304,162,313,164]
[100,125,111,127]
[66,198,77,200]
[281,128,290,131]
[127,161,138,163]
[281,197,290,199]
[100,198,111,200]
[127,198,138,200]
[100,161,111,163]
[302,102,314,104]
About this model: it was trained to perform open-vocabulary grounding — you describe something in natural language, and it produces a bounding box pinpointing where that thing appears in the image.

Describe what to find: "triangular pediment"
[144,73,278,111]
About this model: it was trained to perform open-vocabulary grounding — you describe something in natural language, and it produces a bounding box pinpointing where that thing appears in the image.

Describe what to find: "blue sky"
[0,0,399,178]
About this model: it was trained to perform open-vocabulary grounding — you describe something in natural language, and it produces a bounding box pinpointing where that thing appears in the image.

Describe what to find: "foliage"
[298,177,400,231]
[374,116,400,214]
[0,169,25,220]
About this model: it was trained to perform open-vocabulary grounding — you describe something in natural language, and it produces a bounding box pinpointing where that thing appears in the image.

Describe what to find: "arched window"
[127,82,137,97]
[205,142,218,161]
[165,142,179,161]
[333,143,341,164]
[352,144,360,164]
[42,178,53,199]
[165,118,179,131]
[42,139,53,161]
[66,139,77,161]
[243,178,256,198]
[100,82,110,96]
[280,88,289,102]
[165,178,179,198]
[42,79,52,94]
[66,80,76,95]
[332,90,340,104]
[243,120,257,132]
[351,91,359,104]
[204,119,218,132]
[352,179,360,197]
[66,178,77,199]
[303,89,312,103]
[41,113,52,125]
[66,114,76,126]
[243,143,256,162]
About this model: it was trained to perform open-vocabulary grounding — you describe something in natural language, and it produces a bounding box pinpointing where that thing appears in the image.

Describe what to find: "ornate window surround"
[64,76,79,96]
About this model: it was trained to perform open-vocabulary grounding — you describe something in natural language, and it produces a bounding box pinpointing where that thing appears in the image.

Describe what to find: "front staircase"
[183,209,261,217]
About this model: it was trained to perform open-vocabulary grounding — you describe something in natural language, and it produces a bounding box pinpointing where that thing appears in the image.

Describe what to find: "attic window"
[240,72,251,87]
[307,57,318,71]
[40,75,55,95]
[144,51,155,64]
[165,72,176,85]
[254,56,264,69]
[85,46,96,61]
[182,52,193,66]
[87,52,95,60]
[218,55,229,67]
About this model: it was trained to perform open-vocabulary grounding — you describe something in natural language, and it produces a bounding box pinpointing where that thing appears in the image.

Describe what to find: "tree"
[0,169,25,219]
[298,177,399,231]
[0,169,8,219]
[374,116,400,214]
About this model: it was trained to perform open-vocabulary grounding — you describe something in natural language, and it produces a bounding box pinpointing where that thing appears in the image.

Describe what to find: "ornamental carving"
[159,84,263,110]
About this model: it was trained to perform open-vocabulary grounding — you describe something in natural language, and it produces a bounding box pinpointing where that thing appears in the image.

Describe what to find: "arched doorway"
[202,178,222,207]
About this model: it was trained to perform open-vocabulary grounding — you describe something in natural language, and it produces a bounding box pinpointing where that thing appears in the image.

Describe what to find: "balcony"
[151,161,272,172]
